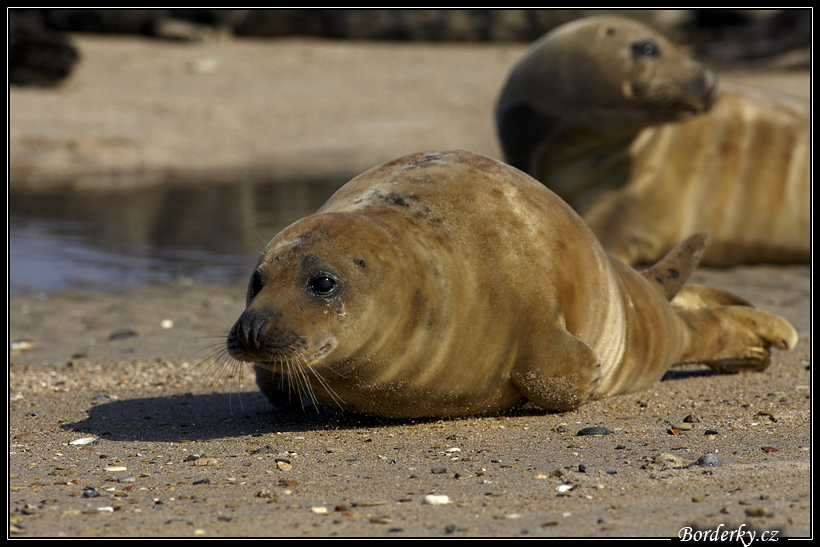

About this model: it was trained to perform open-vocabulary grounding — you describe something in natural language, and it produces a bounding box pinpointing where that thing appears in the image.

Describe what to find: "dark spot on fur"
[381,191,421,209]
[300,254,319,270]
[355,259,367,269]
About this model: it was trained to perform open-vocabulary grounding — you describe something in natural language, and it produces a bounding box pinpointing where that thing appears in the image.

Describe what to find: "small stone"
[82,489,101,498]
[160,319,174,329]
[671,423,693,431]
[194,458,218,466]
[192,478,211,485]
[690,454,722,468]
[761,446,779,453]
[604,467,617,475]
[310,506,328,514]
[744,507,770,518]
[430,467,447,474]
[683,414,700,423]
[422,494,450,505]
[576,426,613,436]
[652,452,686,468]
[117,476,136,483]
[10,339,35,352]
[50,467,79,477]
[69,437,97,446]
[104,466,128,472]
[109,329,138,341]
[704,429,719,436]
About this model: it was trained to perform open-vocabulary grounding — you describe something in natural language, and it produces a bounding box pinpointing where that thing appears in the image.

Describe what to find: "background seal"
[495,15,810,266]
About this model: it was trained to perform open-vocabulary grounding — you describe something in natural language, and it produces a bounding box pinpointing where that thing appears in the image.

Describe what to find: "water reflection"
[8,177,345,294]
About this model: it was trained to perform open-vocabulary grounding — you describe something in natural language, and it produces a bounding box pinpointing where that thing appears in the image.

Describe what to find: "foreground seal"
[227,150,797,419]
[496,15,810,266]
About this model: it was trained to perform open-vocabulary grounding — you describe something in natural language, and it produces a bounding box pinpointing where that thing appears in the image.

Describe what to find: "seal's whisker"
[291,351,320,412]
[296,350,345,411]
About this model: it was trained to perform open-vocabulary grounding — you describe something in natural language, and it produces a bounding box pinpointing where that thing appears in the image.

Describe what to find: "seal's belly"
[308,358,527,418]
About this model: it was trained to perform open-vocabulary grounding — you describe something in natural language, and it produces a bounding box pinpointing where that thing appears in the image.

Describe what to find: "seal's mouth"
[306,335,338,363]
[253,335,339,373]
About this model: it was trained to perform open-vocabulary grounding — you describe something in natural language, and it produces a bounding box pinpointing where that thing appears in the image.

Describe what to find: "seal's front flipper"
[640,231,711,300]
[511,330,602,411]
[676,306,798,373]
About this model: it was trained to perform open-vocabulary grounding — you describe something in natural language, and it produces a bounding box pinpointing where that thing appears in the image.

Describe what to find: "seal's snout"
[226,307,307,363]
[691,67,719,112]
[226,309,270,360]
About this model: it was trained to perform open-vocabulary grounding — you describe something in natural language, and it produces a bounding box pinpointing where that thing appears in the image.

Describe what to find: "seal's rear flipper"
[640,232,711,300]
[671,284,753,309]
[676,306,798,373]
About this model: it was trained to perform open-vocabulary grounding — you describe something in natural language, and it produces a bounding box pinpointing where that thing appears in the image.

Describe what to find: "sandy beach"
[9,31,812,538]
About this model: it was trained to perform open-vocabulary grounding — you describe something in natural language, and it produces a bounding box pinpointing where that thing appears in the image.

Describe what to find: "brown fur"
[227,150,797,419]
[496,15,810,266]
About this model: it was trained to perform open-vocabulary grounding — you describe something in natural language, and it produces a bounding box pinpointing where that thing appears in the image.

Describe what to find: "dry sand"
[8,34,812,538]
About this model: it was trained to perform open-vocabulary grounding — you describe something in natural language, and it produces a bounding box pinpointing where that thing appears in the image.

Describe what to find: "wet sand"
[8,34,812,538]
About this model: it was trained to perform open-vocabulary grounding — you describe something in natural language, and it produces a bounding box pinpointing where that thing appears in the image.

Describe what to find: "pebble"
[671,423,693,431]
[744,507,770,518]
[576,426,613,437]
[651,452,686,469]
[422,494,450,505]
[82,489,101,498]
[117,476,136,483]
[69,437,97,446]
[430,467,447,474]
[10,339,35,352]
[109,329,138,341]
[104,466,128,472]
[689,454,722,468]
[194,458,218,467]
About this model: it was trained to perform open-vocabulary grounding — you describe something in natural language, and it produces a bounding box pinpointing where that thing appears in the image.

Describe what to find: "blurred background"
[8,9,811,295]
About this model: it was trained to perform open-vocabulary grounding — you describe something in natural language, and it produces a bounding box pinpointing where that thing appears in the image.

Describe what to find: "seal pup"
[496,15,810,266]
[227,150,797,419]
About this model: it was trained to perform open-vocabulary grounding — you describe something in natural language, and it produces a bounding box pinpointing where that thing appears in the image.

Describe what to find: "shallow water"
[8,178,345,295]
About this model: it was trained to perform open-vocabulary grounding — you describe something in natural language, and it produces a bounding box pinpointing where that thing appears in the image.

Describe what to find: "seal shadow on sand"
[60,368,716,442]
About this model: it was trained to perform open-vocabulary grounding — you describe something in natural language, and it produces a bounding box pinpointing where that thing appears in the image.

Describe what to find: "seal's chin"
[254,334,339,373]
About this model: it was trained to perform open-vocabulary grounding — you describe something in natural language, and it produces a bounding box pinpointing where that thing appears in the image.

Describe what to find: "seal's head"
[497,16,719,170]
[226,208,432,411]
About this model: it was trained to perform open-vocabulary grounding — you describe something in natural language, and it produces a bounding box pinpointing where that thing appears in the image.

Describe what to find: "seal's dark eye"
[248,271,264,301]
[631,39,660,59]
[308,274,338,296]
